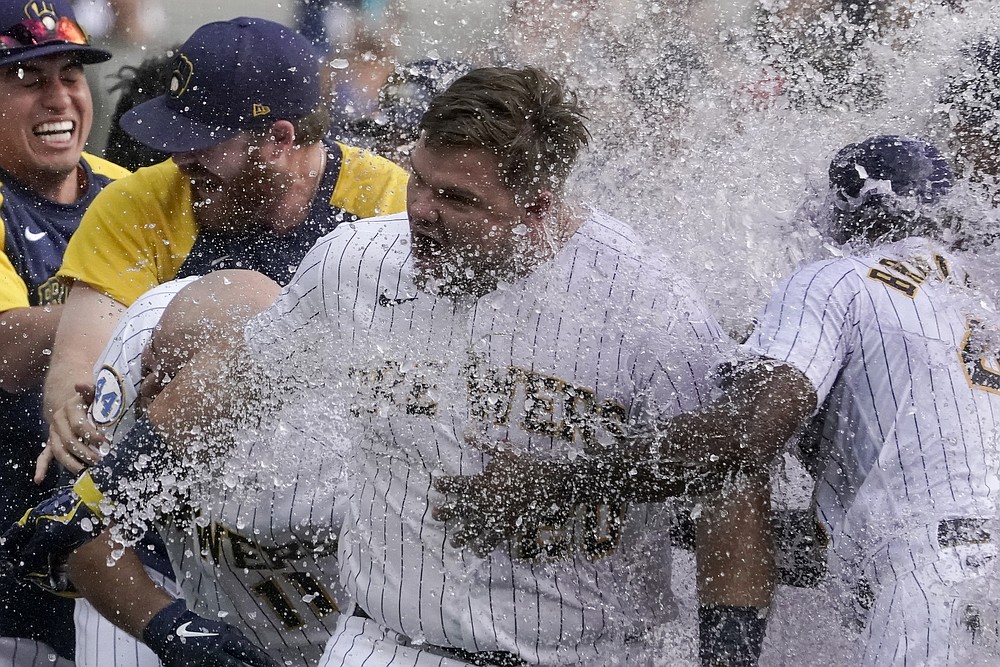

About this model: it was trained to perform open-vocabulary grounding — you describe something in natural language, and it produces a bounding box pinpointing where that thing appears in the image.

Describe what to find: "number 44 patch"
[90,364,127,426]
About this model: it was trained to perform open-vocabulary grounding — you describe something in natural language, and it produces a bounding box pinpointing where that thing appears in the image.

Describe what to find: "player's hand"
[0,472,107,594]
[433,443,577,558]
[37,382,106,482]
[143,599,281,667]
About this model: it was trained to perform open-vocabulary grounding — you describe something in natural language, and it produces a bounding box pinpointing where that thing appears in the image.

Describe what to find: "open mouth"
[33,120,74,144]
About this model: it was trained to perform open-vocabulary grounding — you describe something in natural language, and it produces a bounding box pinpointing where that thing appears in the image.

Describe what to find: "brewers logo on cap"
[169,53,194,98]
[252,103,271,117]
[23,2,57,28]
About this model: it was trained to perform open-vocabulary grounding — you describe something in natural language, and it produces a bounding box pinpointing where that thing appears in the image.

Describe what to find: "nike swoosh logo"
[378,293,418,307]
[209,255,232,268]
[176,621,219,639]
[25,228,46,242]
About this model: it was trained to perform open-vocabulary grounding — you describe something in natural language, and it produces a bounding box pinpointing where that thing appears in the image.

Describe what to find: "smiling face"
[407,138,551,296]
[172,131,275,232]
[0,53,92,200]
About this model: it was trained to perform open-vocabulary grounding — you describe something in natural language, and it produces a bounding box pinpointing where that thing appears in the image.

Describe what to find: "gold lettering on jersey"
[935,254,951,280]
[251,578,303,629]
[347,358,631,561]
[867,268,918,297]
[348,360,442,416]
[514,501,624,561]
[37,276,67,304]
[466,360,628,449]
[880,258,929,284]
[197,521,337,569]
[285,571,338,617]
[867,255,956,299]
[960,319,1000,395]
[196,520,340,629]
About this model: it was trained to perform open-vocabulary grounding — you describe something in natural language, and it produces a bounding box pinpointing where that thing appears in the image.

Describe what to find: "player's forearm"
[592,361,817,503]
[43,282,126,417]
[695,480,773,667]
[696,479,775,608]
[665,362,815,469]
[0,304,62,393]
[67,532,174,639]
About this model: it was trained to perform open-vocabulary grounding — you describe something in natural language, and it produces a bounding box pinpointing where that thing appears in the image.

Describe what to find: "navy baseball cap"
[829,135,953,212]
[120,17,323,153]
[0,0,110,67]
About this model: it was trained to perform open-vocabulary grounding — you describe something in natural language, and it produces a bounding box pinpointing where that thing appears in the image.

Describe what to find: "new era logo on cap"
[119,17,322,153]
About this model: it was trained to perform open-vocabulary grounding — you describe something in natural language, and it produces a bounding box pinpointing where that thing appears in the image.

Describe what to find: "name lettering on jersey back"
[867,254,961,298]
[196,520,339,628]
[960,319,1000,395]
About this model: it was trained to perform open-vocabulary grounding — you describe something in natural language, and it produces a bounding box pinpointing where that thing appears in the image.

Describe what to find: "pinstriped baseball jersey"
[87,276,348,666]
[247,210,729,665]
[743,237,1000,587]
[163,446,348,667]
[81,277,198,667]
[89,277,201,441]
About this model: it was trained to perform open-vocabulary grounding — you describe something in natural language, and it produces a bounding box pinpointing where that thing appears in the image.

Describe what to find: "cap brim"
[0,43,111,67]
[119,96,242,153]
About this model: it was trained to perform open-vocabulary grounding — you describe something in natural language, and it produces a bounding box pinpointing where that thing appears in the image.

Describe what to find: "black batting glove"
[143,599,281,667]
[0,472,108,595]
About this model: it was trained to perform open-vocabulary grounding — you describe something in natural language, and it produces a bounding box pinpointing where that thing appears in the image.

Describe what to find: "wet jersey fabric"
[88,277,346,666]
[247,212,730,665]
[745,237,1000,665]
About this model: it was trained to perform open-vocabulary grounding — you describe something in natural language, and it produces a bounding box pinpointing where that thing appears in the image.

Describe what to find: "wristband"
[699,605,767,667]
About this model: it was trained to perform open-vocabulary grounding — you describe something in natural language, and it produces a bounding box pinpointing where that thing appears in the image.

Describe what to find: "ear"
[268,120,297,149]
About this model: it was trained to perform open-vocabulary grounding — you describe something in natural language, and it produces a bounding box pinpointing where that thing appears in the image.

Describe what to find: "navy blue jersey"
[175,140,356,285]
[0,154,127,658]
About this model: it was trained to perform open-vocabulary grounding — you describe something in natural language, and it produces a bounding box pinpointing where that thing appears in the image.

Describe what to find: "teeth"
[34,120,74,136]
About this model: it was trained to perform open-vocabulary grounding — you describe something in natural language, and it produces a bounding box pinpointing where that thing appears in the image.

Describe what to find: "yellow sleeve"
[81,152,132,181]
[58,160,198,307]
[0,214,29,312]
[332,144,409,218]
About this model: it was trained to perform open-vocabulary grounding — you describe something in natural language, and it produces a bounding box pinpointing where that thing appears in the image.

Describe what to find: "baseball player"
[0,0,128,662]
[5,66,757,666]
[32,17,404,666]
[72,276,199,667]
[69,269,349,667]
[40,15,408,483]
[438,134,1000,666]
[745,135,1000,666]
